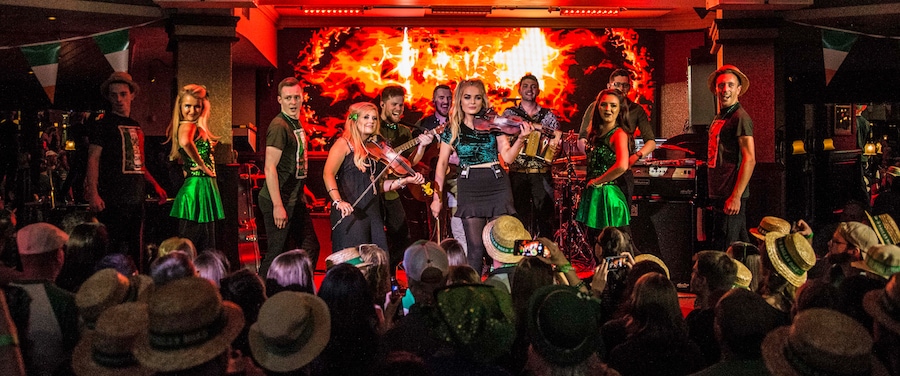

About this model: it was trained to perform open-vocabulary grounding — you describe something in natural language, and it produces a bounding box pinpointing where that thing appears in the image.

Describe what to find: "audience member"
[59,210,98,235]
[725,241,761,292]
[483,215,530,293]
[380,241,449,361]
[428,284,516,375]
[633,253,670,279]
[792,279,841,318]
[358,243,392,307]
[75,268,151,331]
[266,249,316,296]
[690,288,779,376]
[826,221,879,283]
[440,238,468,267]
[0,288,25,376]
[71,302,152,376]
[732,258,752,289]
[249,291,330,375]
[195,249,228,287]
[852,244,900,281]
[56,222,110,292]
[323,247,371,271]
[7,222,78,376]
[134,276,244,375]
[95,252,137,276]
[149,251,197,285]
[759,232,815,320]
[591,226,637,321]
[599,257,662,325]
[606,273,704,376]
[863,273,900,375]
[838,274,887,331]
[507,256,555,373]
[373,351,433,376]
[0,207,18,273]
[446,265,481,285]
[156,236,197,260]
[686,251,738,367]
[219,268,266,356]
[761,308,887,376]
[524,285,618,376]
[316,263,379,375]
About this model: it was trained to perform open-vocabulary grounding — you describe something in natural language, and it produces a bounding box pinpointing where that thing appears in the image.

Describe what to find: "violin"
[472,113,527,135]
[365,135,416,177]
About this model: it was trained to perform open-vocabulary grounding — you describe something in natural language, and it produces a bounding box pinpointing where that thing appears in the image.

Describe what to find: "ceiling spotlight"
[429,6,492,16]
[301,7,365,16]
[559,7,624,16]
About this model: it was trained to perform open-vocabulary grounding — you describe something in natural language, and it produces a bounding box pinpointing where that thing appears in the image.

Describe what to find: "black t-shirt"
[88,112,146,205]
[259,113,307,207]
[707,103,753,199]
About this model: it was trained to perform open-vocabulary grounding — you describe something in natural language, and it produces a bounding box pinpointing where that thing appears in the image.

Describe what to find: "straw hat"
[749,216,792,241]
[707,65,750,96]
[16,222,67,255]
[76,269,152,330]
[325,247,372,270]
[764,232,816,287]
[866,212,900,245]
[72,302,152,376]
[249,291,330,373]
[100,71,139,97]
[133,277,244,372]
[634,254,670,279]
[733,259,752,289]
[483,215,531,265]
[852,244,900,279]
[528,285,603,366]
[761,308,888,376]
[864,273,900,335]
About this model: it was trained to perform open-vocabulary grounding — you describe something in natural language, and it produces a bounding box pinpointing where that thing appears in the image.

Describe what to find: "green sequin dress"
[575,128,630,229]
[170,136,225,223]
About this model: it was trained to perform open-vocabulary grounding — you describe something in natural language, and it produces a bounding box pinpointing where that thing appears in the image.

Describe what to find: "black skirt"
[455,166,516,218]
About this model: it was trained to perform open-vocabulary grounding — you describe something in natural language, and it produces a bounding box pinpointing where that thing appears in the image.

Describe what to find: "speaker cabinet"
[631,199,696,288]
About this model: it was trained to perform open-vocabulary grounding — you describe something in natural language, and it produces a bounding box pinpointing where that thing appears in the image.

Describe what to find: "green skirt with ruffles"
[170,176,225,223]
[575,182,630,229]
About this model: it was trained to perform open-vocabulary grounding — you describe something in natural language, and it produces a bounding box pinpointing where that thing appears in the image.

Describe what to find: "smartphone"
[390,276,406,295]
[605,255,628,270]
[513,239,548,257]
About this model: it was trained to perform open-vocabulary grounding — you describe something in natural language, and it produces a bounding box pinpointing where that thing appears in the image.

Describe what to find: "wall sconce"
[791,140,807,155]
[864,141,877,156]
[822,138,835,151]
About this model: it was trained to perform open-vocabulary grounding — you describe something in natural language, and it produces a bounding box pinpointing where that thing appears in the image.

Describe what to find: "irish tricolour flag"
[21,42,60,103]
[822,29,858,86]
[94,29,130,73]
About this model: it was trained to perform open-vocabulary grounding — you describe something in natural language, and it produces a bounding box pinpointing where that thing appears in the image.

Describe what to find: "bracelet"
[556,263,574,274]
[332,200,343,208]
[572,281,586,290]
[326,187,338,194]
[0,334,18,347]
[804,232,814,240]
[635,151,644,159]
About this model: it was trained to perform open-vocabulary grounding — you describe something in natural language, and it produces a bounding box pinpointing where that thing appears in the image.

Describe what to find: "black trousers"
[258,195,320,278]
[98,201,145,270]
[709,197,749,252]
[509,171,556,238]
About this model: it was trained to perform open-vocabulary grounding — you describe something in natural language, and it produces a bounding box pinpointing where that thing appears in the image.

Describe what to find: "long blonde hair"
[343,102,380,172]
[166,84,216,161]
[447,79,488,146]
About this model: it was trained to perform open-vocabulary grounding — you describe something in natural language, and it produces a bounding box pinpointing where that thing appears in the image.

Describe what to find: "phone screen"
[605,255,628,270]
[513,239,547,257]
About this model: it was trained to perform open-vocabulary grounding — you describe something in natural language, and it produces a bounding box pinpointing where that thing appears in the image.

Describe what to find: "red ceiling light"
[559,7,623,16]
[301,7,365,16]
[429,6,492,16]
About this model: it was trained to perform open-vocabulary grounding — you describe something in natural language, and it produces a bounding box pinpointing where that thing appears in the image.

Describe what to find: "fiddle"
[365,135,416,177]
[472,113,527,135]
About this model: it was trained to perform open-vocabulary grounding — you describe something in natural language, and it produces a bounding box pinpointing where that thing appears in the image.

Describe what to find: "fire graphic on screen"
[292,27,654,136]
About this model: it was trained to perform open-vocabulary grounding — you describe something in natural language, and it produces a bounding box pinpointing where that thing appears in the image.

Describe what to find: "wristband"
[635,151,644,159]
[556,263,574,274]
[572,281,586,290]
[0,334,18,347]
[332,200,343,208]
[804,232,814,240]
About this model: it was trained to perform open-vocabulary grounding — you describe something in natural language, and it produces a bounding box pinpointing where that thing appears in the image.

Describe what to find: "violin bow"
[330,143,406,231]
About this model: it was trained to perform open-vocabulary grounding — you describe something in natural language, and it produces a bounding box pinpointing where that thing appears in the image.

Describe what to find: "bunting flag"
[93,29,130,72]
[822,29,858,86]
[20,42,61,103]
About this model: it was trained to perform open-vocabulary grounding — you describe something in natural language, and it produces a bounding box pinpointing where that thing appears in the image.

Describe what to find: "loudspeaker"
[631,199,696,288]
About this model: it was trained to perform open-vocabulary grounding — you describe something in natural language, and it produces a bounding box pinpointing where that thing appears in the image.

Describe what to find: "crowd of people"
[1,65,899,375]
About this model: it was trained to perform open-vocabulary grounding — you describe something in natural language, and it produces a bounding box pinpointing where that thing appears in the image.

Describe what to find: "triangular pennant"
[94,29,130,72]
[21,42,61,103]
[822,29,858,86]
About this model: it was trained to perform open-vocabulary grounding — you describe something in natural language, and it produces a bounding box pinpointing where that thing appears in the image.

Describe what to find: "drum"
[521,131,559,161]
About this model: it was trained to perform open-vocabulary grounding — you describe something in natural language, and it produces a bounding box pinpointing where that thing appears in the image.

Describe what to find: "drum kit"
[547,133,595,271]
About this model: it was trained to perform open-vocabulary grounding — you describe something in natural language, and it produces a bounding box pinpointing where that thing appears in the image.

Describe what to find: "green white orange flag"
[20,42,61,103]
[94,29,130,72]
[822,29,857,86]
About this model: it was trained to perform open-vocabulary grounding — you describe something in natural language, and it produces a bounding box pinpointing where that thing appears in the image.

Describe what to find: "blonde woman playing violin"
[323,102,424,251]
[430,79,534,275]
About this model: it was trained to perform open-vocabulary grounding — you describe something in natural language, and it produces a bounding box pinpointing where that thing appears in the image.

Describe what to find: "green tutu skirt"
[575,183,630,229]
[170,176,225,223]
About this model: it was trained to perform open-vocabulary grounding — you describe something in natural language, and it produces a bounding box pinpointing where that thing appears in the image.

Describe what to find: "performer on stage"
[86,72,167,270]
[166,84,224,252]
[378,86,434,269]
[258,78,320,277]
[503,74,562,238]
[575,89,631,236]
[430,79,533,274]
[707,65,755,251]
[324,102,425,252]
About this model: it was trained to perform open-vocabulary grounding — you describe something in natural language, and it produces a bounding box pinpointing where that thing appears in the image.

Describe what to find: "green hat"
[429,284,515,363]
[528,285,603,366]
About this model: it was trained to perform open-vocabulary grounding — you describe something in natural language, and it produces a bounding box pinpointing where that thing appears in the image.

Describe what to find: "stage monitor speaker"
[631,199,696,288]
